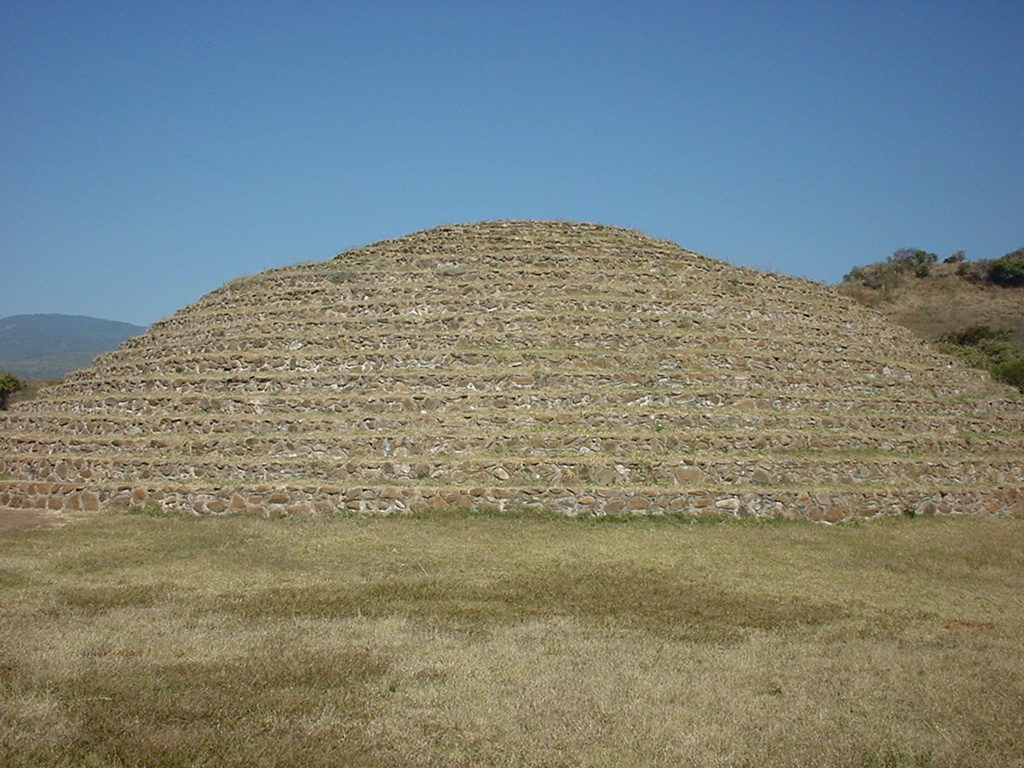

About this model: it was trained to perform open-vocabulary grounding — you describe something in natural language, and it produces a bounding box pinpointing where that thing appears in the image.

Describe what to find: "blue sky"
[2,1,1022,326]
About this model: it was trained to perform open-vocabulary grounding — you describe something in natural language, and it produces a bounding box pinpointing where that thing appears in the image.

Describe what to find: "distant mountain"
[0,314,147,380]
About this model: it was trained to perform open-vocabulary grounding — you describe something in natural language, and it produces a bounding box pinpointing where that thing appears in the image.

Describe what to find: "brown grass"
[1,511,1023,767]
[837,262,1024,344]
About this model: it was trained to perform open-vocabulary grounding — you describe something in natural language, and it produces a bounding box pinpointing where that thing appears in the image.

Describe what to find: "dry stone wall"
[2,221,1022,520]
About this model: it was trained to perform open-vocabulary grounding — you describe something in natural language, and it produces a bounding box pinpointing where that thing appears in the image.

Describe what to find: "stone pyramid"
[2,221,1021,521]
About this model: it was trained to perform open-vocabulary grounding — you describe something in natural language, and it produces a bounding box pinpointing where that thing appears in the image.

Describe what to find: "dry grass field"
[1,510,1022,767]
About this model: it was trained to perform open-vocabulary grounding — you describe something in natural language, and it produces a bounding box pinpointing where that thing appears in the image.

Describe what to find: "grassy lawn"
[1,511,1022,767]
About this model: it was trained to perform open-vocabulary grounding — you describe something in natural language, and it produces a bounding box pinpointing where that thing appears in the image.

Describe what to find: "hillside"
[1,221,1021,521]
[836,260,1024,342]
[836,253,1024,389]
[0,314,147,380]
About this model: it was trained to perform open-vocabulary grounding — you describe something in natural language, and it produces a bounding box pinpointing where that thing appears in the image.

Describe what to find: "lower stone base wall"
[2,480,1021,523]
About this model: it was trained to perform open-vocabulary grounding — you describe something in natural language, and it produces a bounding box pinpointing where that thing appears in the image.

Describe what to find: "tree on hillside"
[0,373,25,409]
[842,248,939,290]
[886,248,937,270]
[887,248,938,278]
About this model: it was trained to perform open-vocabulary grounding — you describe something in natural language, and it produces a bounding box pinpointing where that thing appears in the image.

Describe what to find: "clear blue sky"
[2,1,1022,326]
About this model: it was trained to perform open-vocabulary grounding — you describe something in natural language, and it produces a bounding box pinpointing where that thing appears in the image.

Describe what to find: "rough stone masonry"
[2,221,1022,520]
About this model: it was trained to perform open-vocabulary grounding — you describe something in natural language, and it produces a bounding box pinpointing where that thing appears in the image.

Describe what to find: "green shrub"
[842,266,865,283]
[846,246,1023,289]
[886,248,937,271]
[955,249,1024,287]
[0,373,25,410]
[989,249,1024,287]
[941,325,1014,348]
[842,263,898,292]
[938,325,1024,393]
[842,248,938,292]
[964,259,994,283]
[992,358,1024,391]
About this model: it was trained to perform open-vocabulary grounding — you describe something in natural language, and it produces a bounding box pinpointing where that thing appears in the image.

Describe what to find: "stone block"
[673,466,703,485]
[604,498,626,514]
[822,507,846,523]
[715,497,741,513]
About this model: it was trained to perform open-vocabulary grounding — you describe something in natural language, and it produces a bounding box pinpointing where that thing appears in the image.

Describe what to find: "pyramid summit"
[2,220,1021,521]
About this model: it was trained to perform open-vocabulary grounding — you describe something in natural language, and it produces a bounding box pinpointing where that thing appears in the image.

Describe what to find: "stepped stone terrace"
[2,221,1022,521]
